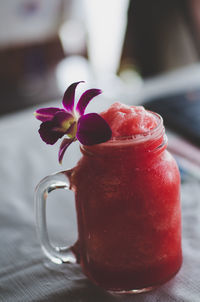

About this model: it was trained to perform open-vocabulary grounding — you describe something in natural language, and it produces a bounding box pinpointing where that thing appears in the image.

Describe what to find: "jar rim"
[82,111,164,150]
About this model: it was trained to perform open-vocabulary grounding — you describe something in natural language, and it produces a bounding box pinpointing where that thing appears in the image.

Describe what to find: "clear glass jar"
[35,112,182,293]
[70,112,182,292]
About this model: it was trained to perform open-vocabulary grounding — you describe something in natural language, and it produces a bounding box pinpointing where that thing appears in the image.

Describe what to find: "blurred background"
[1,0,200,116]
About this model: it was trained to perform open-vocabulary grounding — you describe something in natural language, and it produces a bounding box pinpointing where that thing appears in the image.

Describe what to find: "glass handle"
[34,171,77,264]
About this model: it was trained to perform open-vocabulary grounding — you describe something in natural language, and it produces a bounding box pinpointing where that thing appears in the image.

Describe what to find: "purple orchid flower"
[34,81,112,163]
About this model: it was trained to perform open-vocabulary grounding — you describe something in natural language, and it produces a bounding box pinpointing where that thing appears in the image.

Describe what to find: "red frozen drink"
[71,103,182,292]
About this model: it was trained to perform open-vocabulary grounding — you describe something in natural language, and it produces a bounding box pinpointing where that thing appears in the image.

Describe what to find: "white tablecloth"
[0,99,200,302]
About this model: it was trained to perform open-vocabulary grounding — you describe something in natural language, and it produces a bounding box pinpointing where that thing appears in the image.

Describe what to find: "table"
[0,70,200,301]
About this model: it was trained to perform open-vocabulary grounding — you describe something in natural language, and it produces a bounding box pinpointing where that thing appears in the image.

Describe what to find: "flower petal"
[34,107,62,122]
[58,138,75,164]
[38,111,75,145]
[38,121,64,145]
[76,89,102,116]
[62,81,84,112]
[53,111,74,132]
[77,113,112,145]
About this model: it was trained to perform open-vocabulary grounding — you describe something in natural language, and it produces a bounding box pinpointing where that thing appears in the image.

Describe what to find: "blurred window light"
[83,0,129,77]
[59,20,86,55]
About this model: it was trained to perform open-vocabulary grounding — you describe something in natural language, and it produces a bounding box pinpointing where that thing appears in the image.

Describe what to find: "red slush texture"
[71,103,182,291]
[101,102,158,138]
